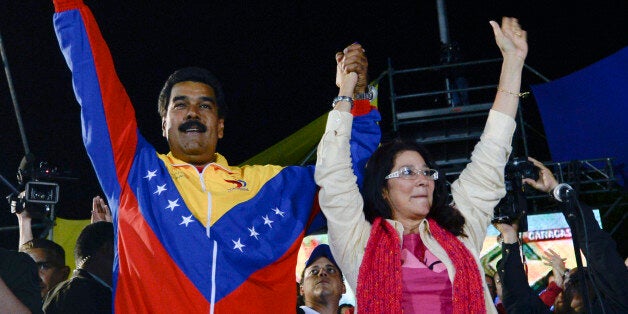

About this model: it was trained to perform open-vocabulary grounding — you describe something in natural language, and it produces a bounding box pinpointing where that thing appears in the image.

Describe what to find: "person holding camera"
[496,156,628,313]
[14,197,71,300]
[14,193,111,301]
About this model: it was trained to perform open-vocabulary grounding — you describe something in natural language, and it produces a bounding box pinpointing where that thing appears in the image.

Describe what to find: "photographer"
[14,192,70,300]
[493,156,564,313]
[497,157,628,313]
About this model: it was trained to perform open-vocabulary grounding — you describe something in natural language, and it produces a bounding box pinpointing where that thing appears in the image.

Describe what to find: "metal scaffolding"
[376,57,625,235]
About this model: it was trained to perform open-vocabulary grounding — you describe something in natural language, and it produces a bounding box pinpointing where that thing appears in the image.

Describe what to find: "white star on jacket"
[144,170,157,181]
[180,215,194,227]
[165,199,180,211]
[262,215,274,228]
[272,207,285,217]
[248,226,260,240]
[154,184,167,196]
[232,238,245,252]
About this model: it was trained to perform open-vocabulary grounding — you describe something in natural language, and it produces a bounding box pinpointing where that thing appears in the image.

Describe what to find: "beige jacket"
[315,109,516,313]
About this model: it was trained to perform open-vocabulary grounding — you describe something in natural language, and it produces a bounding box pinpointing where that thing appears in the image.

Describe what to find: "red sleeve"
[539,281,563,307]
[53,0,83,12]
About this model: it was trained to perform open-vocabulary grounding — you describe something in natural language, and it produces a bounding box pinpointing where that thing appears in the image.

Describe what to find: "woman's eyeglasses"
[385,166,439,181]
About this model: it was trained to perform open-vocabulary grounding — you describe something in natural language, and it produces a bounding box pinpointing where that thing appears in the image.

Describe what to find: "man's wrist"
[17,215,32,223]
[353,84,366,95]
[354,85,376,100]
[550,183,573,202]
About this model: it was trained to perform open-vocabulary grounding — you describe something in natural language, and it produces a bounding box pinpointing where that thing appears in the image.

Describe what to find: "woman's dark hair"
[362,138,466,236]
[157,67,227,119]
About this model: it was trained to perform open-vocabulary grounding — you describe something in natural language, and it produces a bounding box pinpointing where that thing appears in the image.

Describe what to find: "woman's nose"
[414,175,428,186]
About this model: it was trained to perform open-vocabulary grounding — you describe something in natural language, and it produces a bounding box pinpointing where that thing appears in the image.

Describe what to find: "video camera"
[6,157,62,218]
[492,157,540,230]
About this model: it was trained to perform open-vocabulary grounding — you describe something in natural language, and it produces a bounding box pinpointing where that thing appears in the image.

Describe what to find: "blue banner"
[532,47,628,186]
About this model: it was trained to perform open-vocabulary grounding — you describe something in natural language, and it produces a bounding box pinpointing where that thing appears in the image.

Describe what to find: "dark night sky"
[0,0,626,224]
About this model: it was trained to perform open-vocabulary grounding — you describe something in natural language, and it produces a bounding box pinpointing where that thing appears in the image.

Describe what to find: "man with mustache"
[51,0,380,312]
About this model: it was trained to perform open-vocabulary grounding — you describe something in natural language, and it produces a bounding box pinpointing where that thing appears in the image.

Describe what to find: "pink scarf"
[356,217,486,313]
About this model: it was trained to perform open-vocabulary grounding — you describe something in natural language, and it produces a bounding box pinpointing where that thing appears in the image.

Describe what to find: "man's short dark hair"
[20,238,66,267]
[75,221,114,261]
[157,67,227,119]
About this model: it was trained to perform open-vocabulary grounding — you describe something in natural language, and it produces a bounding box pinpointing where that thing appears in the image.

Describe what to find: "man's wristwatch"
[354,85,377,101]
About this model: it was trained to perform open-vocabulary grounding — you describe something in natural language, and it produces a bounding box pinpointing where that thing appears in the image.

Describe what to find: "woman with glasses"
[315,17,528,313]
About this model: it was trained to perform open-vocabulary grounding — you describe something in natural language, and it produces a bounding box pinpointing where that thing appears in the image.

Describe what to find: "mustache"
[178,120,208,132]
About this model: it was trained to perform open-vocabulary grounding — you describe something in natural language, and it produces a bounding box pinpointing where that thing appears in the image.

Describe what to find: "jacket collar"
[165,152,234,174]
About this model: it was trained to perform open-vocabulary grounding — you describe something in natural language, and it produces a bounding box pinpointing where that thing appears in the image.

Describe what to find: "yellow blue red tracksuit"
[52,0,381,312]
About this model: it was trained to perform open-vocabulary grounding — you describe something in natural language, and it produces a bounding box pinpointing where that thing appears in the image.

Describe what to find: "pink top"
[401,233,453,313]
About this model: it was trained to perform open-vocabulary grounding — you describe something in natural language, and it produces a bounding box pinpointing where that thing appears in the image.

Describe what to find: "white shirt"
[299,305,320,314]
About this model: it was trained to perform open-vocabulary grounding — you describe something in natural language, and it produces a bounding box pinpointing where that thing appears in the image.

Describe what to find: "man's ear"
[162,118,167,138]
[61,265,71,280]
[299,282,305,296]
[217,118,225,139]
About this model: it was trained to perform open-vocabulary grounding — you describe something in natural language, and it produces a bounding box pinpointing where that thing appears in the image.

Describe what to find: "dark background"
[1,1,626,248]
